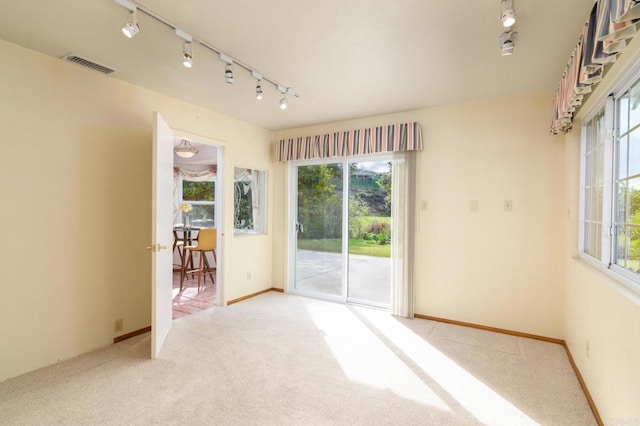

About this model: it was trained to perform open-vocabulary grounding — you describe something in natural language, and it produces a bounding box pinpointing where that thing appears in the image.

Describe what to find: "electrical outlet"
[504,200,513,212]
[586,340,590,359]
[115,318,123,333]
[469,200,479,212]
[421,200,428,211]
[247,272,252,280]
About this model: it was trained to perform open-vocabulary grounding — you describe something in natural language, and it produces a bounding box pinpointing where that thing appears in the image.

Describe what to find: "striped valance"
[551,0,640,135]
[275,122,423,162]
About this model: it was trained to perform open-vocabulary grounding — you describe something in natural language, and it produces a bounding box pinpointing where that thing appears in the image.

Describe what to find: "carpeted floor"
[0,292,596,425]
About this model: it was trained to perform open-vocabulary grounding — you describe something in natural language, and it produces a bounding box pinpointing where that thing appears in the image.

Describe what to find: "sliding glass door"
[347,161,392,306]
[292,157,392,308]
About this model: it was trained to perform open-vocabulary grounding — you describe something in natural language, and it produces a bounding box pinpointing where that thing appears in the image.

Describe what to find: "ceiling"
[0,0,595,131]
[174,140,218,166]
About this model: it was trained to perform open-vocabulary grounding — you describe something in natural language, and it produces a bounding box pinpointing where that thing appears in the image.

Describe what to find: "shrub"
[378,232,389,245]
[366,220,382,234]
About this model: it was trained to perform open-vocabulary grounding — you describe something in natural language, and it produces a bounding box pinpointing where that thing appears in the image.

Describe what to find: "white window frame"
[233,167,267,236]
[178,176,216,227]
[580,107,604,262]
[580,101,614,267]
[579,61,640,297]
[610,79,640,284]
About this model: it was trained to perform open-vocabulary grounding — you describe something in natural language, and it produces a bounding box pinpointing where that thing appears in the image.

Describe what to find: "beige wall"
[562,36,640,424]
[0,39,275,381]
[275,91,566,338]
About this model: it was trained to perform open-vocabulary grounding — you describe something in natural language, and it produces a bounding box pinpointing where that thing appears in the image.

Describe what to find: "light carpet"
[0,292,596,425]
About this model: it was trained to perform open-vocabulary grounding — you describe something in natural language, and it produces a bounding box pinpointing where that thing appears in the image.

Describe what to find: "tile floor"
[172,270,216,319]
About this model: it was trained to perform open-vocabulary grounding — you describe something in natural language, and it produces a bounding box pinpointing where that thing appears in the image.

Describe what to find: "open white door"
[150,111,174,358]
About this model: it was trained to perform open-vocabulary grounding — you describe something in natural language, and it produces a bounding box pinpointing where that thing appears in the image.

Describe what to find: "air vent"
[61,54,118,75]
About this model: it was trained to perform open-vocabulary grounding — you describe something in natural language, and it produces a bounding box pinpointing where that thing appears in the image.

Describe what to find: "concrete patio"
[295,249,391,305]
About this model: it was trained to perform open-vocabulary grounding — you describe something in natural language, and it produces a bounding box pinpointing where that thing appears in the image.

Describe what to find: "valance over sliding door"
[275,122,423,162]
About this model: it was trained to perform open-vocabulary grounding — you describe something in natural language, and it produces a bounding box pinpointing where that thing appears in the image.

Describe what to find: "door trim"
[172,130,225,306]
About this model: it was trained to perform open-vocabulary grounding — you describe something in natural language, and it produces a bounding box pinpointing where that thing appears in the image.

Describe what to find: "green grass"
[297,238,390,257]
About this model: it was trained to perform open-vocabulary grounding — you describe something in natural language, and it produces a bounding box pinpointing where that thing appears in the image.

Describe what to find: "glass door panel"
[347,161,392,306]
[295,163,344,296]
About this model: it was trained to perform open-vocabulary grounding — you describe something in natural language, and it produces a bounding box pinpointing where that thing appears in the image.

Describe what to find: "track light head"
[115,0,140,38]
[122,10,140,38]
[499,30,517,56]
[251,71,263,100]
[501,9,516,28]
[175,29,194,68]
[500,0,516,27]
[501,39,514,55]
[182,42,193,68]
[278,85,289,109]
[225,66,234,84]
[219,53,234,84]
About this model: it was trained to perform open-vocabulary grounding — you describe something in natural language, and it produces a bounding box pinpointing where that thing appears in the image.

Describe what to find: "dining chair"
[182,228,217,292]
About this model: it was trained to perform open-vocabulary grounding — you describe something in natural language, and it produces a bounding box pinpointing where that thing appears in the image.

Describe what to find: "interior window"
[234,167,266,234]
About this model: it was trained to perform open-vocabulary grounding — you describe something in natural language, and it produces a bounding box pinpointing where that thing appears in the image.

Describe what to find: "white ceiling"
[174,139,218,166]
[0,0,595,131]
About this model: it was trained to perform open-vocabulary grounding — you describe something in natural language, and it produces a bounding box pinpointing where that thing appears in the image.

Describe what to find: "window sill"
[234,230,266,237]
[575,253,640,304]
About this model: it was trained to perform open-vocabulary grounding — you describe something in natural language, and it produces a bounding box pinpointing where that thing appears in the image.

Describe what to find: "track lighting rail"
[114,0,299,102]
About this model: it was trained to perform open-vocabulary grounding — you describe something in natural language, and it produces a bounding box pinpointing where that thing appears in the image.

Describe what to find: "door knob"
[146,243,168,252]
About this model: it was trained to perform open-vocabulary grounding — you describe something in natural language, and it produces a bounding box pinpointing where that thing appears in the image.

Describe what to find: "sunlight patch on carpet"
[354,306,538,425]
[303,300,451,412]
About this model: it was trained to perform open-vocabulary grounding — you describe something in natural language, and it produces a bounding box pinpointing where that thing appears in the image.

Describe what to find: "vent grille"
[61,54,118,75]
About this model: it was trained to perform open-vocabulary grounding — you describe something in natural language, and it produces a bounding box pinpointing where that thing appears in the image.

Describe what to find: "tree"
[297,165,343,239]
[183,181,214,201]
[616,186,640,267]
[348,196,370,238]
[376,162,392,216]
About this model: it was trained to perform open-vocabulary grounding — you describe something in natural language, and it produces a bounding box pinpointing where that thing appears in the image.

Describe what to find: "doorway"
[151,113,225,357]
[171,139,221,319]
[290,156,393,308]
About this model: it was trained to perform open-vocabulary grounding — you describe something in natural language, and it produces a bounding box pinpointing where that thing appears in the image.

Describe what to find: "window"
[182,180,215,227]
[582,109,605,260]
[613,82,640,274]
[580,70,640,291]
[234,167,266,234]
